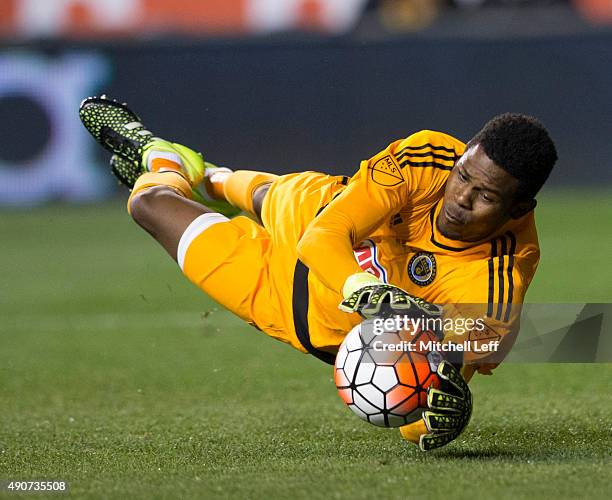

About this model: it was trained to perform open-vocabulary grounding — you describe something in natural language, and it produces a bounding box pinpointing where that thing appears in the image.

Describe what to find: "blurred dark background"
[1,0,611,205]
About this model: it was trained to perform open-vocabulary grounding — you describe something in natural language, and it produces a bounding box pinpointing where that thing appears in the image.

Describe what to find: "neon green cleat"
[79,95,154,169]
[79,95,205,186]
[142,139,205,186]
[108,153,143,188]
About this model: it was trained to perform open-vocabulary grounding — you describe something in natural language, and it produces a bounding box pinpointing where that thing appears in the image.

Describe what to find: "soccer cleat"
[82,95,238,213]
[79,95,155,165]
[143,140,205,186]
[80,95,206,186]
[109,153,143,188]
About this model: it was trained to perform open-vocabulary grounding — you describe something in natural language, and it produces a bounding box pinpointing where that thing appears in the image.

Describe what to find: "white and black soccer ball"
[334,318,442,428]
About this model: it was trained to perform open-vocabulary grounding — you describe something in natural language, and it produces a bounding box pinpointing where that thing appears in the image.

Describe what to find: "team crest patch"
[408,252,436,286]
[370,155,404,187]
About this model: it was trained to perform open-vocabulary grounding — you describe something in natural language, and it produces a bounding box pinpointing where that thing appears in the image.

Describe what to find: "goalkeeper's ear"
[509,198,536,219]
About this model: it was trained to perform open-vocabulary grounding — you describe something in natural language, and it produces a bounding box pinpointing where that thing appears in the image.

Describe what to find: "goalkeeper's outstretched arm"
[297,155,407,297]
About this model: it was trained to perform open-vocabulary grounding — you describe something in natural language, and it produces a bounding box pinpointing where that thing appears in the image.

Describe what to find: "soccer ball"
[334,317,442,427]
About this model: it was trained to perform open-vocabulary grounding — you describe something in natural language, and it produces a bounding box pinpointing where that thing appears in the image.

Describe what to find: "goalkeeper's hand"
[419,360,473,451]
[339,272,441,318]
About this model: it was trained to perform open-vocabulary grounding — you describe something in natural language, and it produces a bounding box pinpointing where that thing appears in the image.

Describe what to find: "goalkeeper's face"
[437,144,533,242]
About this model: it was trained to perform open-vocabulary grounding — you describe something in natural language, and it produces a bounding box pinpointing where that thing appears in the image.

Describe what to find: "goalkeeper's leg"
[207,169,278,222]
[79,95,276,221]
[130,184,213,262]
[109,141,276,221]
[124,165,276,263]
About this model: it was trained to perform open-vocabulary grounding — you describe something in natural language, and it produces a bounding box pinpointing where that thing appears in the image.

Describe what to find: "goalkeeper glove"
[339,272,441,318]
[419,360,473,451]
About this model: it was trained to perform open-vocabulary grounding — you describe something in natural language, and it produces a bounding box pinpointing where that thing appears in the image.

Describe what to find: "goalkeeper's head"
[437,113,557,242]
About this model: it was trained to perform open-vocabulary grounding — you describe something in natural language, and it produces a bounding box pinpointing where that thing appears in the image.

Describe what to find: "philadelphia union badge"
[408,252,437,286]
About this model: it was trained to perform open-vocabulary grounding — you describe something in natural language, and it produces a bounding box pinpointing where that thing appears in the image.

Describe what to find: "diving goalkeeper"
[79,96,557,450]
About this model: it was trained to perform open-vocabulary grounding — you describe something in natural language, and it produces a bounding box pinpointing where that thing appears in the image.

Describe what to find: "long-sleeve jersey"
[298,130,540,370]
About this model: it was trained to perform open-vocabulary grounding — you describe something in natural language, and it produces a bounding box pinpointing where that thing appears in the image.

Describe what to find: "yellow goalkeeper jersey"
[181,129,539,373]
[297,130,540,370]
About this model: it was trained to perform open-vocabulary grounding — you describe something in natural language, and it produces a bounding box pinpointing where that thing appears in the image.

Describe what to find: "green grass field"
[1,188,611,499]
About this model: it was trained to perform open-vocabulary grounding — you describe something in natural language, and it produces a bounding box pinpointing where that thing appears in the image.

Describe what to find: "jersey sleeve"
[297,130,465,294]
[442,240,540,376]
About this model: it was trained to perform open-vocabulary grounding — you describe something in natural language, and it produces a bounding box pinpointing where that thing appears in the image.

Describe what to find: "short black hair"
[470,113,557,200]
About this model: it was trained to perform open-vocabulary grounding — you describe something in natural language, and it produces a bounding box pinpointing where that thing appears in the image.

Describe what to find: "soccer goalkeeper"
[79,96,557,450]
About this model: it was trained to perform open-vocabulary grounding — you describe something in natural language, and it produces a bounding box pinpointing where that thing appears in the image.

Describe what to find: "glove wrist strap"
[342,272,382,299]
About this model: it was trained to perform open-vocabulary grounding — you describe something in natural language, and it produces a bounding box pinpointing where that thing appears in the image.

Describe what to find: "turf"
[1,188,611,499]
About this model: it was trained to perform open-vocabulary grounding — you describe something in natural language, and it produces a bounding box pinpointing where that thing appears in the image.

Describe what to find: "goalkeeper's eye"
[480,192,495,203]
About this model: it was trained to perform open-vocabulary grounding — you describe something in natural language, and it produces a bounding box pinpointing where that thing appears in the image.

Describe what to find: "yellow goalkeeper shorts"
[179,171,349,353]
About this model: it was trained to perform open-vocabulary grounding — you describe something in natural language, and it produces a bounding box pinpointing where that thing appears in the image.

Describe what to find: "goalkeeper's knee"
[128,171,192,216]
